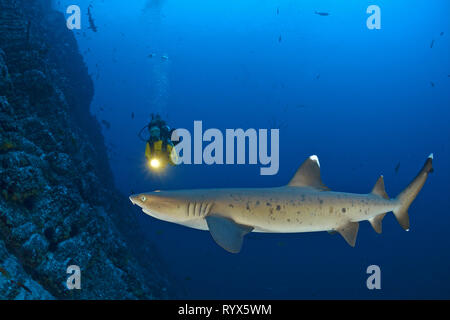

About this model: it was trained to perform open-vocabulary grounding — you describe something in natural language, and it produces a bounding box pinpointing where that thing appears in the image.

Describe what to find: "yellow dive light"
[150,158,161,169]
[145,140,179,171]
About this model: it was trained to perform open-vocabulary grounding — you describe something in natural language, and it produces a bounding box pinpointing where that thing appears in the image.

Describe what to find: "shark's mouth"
[129,196,138,205]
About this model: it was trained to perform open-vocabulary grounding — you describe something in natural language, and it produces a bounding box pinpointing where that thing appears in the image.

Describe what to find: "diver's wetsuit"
[142,114,178,167]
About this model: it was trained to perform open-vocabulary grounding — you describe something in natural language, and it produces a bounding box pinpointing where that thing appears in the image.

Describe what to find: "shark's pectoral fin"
[205,215,254,253]
[336,222,359,247]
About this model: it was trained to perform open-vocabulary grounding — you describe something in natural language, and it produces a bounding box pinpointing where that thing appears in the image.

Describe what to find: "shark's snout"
[129,194,147,206]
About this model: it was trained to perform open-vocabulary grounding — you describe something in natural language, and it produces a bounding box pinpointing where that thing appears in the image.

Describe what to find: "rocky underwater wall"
[0,0,173,299]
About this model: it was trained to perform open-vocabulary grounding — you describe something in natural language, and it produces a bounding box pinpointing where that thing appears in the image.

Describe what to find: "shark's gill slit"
[205,202,213,216]
[186,202,191,217]
[194,202,200,216]
[189,202,195,217]
[200,202,208,216]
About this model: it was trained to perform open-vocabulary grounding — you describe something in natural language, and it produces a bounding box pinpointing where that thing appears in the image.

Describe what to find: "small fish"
[26,20,31,43]
[161,55,168,60]
[276,7,279,15]
[131,112,135,119]
[316,74,321,79]
[395,162,400,174]
[430,39,434,48]
[430,81,435,87]
[440,32,444,36]
[148,53,155,58]
[87,5,98,32]
[184,276,192,281]
[13,281,32,294]
[101,120,111,129]
[314,11,330,16]
[0,266,32,294]
[0,266,11,279]
[278,35,282,43]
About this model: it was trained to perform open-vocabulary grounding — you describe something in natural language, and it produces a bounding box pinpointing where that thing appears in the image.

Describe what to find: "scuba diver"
[139,114,179,170]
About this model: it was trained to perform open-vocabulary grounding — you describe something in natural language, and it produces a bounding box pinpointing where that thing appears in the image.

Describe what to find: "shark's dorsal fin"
[371,176,389,199]
[288,155,330,191]
[205,215,254,253]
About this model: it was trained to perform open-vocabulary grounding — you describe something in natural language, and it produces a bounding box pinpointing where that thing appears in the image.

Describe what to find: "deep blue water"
[57,0,449,298]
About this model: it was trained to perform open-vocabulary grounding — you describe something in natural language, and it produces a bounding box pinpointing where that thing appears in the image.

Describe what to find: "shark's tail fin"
[393,154,434,230]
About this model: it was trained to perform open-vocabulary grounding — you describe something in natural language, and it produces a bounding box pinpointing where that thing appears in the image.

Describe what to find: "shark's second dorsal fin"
[371,176,389,199]
[288,155,330,191]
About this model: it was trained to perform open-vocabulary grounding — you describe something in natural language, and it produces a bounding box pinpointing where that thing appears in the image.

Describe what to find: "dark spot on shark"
[276,205,281,211]
[266,202,271,206]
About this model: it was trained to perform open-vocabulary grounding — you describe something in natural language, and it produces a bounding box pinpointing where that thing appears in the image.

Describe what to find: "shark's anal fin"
[288,155,330,191]
[369,213,387,234]
[335,222,359,247]
[205,215,254,253]
[371,176,389,199]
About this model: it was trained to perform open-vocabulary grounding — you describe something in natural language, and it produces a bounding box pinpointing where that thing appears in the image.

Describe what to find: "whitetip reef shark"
[130,154,433,253]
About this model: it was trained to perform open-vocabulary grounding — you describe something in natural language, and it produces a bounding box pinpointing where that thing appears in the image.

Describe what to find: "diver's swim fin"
[205,215,253,253]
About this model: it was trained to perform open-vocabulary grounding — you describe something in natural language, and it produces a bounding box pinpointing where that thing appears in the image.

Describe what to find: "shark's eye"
[141,196,146,202]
